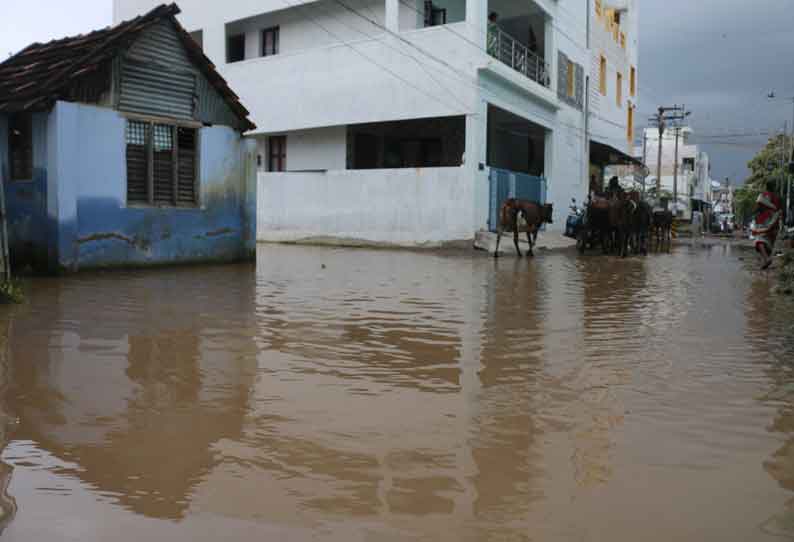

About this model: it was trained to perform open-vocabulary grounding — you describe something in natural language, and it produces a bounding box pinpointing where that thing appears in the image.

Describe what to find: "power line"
[278,0,463,116]
[254,1,641,157]
[403,0,672,116]
[346,0,640,137]
[309,0,471,111]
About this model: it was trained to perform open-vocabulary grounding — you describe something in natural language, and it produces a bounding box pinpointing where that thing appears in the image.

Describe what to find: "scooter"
[564,198,582,234]
[564,198,587,251]
[565,198,602,253]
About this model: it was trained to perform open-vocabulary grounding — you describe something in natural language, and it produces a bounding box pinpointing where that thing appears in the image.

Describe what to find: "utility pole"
[673,126,680,215]
[641,129,648,197]
[648,108,666,194]
[782,122,788,197]
[648,105,692,210]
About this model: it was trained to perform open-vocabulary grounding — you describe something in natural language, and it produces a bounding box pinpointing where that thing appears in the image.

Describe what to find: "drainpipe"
[586,0,591,49]
[584,0,591,194]
[584,76,590,195]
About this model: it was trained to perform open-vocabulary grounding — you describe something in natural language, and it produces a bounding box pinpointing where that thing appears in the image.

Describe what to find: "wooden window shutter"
[126,120,149,203]
[152,124,175,205]
[177,127,198,205]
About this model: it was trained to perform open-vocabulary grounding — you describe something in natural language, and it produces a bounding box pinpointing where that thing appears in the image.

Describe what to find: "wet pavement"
[0,243,793,541]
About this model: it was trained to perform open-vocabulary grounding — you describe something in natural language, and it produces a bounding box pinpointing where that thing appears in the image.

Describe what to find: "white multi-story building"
[114,0,639,245]
[638,126,714,219]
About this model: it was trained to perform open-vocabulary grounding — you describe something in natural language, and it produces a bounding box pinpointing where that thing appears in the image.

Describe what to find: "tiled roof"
[0,3,255,131]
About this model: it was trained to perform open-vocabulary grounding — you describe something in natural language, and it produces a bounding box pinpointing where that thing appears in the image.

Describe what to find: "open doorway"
[487,105,547,176]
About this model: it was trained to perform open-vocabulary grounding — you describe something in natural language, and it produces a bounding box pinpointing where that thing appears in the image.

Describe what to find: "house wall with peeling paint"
[2,101,255,273]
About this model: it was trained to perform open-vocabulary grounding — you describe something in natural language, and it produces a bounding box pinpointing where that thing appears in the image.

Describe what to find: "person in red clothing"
[752,180,783,270]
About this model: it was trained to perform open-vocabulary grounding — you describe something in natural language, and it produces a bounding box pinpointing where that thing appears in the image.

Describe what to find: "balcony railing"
[487,25,550,88]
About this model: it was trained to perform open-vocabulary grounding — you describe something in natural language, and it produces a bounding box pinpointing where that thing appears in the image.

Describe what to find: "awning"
[590,140,645,169]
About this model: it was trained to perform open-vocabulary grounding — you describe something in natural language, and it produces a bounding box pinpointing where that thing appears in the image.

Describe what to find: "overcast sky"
[639,0,794,184]
[2,0,792,184]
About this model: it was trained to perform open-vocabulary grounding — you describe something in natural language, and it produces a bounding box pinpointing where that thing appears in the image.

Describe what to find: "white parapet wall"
[257,167,478,246]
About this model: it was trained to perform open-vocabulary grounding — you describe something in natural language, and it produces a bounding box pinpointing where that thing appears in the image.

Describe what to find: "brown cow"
[494,199,554,258]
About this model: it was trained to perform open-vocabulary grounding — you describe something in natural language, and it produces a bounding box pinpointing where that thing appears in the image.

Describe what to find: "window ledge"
[126,203,203,211]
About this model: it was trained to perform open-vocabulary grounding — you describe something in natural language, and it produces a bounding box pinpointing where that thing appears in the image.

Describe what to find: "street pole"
[673,126,680,217]
[782,122,788,197]
[656,118,664,195]
[650,105,691,207]
[640,129,648,196]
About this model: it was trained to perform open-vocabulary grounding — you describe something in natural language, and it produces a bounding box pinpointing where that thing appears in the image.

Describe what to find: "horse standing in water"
[652,210,673,249]
[494,199,554,258]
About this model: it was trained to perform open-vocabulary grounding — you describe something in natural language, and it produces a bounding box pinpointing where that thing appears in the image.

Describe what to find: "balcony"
[487,25,550,88]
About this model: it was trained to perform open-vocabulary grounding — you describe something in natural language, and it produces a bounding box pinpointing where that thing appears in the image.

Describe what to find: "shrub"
[0,280,24,304]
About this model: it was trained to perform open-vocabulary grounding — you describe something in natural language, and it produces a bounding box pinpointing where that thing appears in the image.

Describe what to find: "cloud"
[1,0,112,58]
[639,0,794,183]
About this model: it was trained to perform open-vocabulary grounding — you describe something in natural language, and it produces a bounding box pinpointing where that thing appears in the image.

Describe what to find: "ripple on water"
[0,245,790,541]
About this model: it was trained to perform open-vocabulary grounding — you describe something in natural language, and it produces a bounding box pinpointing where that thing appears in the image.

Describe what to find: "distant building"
[712,180,734,216]
[0,4,257,272]
[636,127,714,219]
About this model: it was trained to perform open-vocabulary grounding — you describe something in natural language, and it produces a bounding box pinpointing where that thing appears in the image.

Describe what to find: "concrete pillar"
[544,15,555,94]
[466,0,488,45]
[467,99,490,232]
[385,0,400,31]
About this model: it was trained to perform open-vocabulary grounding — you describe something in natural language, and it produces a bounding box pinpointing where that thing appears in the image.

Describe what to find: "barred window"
[126,119,199,207]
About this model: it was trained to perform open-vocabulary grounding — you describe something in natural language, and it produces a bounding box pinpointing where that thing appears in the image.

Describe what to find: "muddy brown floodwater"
[0,244,793,541]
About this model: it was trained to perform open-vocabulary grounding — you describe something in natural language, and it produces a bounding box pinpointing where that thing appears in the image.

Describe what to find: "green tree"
[734,184,761,225]
[745,134,792,193]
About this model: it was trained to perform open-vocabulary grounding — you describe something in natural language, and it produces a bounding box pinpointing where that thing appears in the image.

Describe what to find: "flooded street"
[0,243,793,541]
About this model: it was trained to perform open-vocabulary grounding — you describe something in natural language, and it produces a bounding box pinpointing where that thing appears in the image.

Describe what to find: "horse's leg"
[526,227,535,258]
[513,211,524,258]
[513,227,522,257]
[494,228,502,258]
[638,228,648,256]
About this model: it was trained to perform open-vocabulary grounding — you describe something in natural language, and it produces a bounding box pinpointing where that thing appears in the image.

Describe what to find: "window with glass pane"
[262,27,279,57]
[268,136,286,172]
[126,120,198,206]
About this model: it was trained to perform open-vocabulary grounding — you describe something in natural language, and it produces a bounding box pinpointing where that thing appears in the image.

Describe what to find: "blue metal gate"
[488,168,547,232]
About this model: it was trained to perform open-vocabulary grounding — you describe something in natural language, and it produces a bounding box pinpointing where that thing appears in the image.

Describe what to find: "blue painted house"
[0,4,257,273]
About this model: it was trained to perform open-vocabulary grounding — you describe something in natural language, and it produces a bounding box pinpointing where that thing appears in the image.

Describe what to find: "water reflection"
[0,245,792,541]
[746,269,794,537]
[468,259,546,536]
[0,316,17,534]
[5,267,258,520]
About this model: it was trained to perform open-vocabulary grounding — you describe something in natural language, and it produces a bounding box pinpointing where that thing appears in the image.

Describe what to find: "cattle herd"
[582,192,673,257]
[493,193,674,259]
